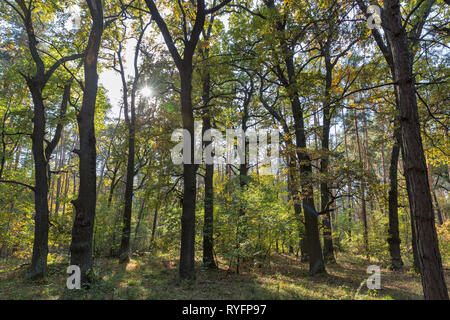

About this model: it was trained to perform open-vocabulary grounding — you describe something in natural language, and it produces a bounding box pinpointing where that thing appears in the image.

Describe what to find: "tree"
[356,0,448,299]
[143,0,231,280]
[2,0,81,279]
[115,16,151,264]
[69,0,104,284]
[260,0,326,274]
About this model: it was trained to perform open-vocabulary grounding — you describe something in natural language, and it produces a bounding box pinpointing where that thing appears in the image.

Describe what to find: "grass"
[0,252,448,300]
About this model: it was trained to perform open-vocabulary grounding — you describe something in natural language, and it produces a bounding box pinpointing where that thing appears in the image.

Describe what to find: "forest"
[0,0,449,301]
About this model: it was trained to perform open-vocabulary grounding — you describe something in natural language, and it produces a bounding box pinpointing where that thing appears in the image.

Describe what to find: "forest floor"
[1,251,449,300]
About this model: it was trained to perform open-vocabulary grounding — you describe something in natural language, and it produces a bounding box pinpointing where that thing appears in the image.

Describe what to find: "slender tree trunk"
[387,126,403,269]
[321,50,335,263]
[118,54,136,264]
[201,71,216,269]
[53,134,66,217]
[150,204,159,246]
[433,192,443,226]
[354,111,369,257]
[287,153,309,262]
[133,197,146,246]
[342,109,352,239]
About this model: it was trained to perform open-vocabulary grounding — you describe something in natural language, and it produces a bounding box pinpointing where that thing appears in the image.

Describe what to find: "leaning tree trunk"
[70,0,104,283]
[290,94,326,275]
[272,12,325,274]
[383,0,448,299]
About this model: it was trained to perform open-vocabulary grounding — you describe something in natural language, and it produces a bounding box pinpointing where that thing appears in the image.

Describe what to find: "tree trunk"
[387,126,403,270]
[28,86,49,279]
[202,71,216,269]
[70,0,104,284]
[433,192,443,226]
[179,67,198,280]
[150,204,159,246]
[321,50,336,264]
[133,197,146,247]
[354,111,369,257]
[384,0,448,299]
[291,93,326,274]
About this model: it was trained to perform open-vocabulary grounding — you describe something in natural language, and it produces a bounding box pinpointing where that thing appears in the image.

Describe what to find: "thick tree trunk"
[12,1,73,279]
[384,0,448,299]
[28,82,70,278]
[179,68,198,280]
[28,87,49,279]
[70,0,104,283]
